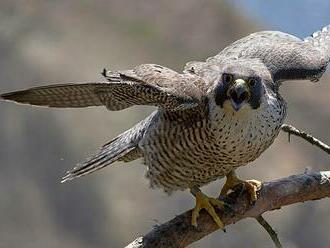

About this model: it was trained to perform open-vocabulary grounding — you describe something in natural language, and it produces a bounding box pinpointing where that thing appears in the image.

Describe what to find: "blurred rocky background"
[0,0,329,247]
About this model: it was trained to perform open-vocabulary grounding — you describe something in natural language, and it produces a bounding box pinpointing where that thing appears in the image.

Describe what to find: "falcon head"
[213,62,272,112]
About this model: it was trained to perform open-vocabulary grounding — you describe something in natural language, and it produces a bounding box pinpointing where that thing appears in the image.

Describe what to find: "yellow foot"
[190,188,225,229]
[220,171,262,203]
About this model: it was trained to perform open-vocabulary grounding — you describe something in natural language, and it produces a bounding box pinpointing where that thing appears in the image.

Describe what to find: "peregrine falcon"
[2,25,330,228]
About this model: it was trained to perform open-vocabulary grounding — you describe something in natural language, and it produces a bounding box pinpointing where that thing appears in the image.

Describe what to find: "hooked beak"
[228,79,250,111]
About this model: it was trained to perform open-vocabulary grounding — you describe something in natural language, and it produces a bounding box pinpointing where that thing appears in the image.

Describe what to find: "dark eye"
[248,78,258,87]
[222,73,233,84]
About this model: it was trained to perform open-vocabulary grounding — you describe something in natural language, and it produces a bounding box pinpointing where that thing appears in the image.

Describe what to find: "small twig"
[281,124,330,154]
[256,215,283,248]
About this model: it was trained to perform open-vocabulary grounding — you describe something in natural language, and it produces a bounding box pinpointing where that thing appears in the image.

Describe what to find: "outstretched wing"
[1,64,205,111]
[208,25,330,82]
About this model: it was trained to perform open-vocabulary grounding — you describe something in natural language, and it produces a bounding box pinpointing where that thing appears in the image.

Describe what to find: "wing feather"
[205,25,330,82]
[1,64,205,111]
[1,83,104,107]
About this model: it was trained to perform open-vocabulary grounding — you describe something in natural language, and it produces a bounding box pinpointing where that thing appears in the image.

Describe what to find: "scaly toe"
[244,180,262,203]
[191,192,225,229]
[247,179,262,189]
[191,206,200,227]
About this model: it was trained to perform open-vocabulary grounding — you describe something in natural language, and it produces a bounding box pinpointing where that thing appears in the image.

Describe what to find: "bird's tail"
[60,112,157,182]
[61,133,137,182]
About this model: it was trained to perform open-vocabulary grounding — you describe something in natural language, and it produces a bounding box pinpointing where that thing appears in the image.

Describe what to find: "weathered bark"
[126,171,330,248]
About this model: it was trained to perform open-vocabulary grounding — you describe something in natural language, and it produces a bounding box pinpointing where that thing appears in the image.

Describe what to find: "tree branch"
[255,215,283,248]
[126,171,330,248]
[281,124,330,154]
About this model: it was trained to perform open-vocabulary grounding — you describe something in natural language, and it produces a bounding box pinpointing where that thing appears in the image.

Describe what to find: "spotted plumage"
[1,25,330,195]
